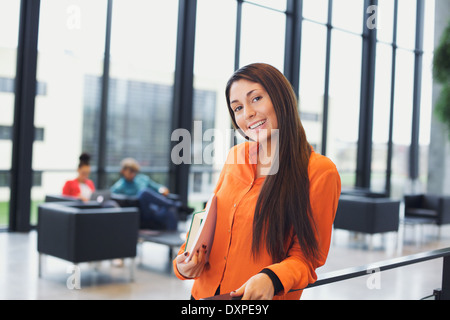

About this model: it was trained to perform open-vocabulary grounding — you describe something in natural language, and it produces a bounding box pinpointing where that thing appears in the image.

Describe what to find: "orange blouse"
[173,142,341,300]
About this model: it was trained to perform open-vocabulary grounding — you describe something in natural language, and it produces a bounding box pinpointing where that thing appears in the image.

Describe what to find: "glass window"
[332,0,364,34]
[246,0,286,12]
[376,0,395,43]
[190,0,236,210]
[422,0,436,54]
[418,51,433,190]
[239,2,286,72]
[327,30,363,188]
[371,42,393,192]
[419,0,436,191]
[299,21,327,152]
[302,0,329,24]
[0,0,20,227]
[105,0,179,188]
[391,49,415,198]
[396,0,417,50]
[33,0,108,225]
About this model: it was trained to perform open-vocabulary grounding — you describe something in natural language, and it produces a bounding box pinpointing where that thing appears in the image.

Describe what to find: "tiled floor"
[1,223,450,300]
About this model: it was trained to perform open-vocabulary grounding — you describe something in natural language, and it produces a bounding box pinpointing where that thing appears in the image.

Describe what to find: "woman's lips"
[248,119,267,130]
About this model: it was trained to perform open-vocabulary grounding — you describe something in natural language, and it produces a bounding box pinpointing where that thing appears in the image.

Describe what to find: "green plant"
[433,19,450,136]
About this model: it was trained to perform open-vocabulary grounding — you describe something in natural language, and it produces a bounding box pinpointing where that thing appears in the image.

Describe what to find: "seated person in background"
[110,158,179,231]
[62,153,95,202]
[110,158,169,196]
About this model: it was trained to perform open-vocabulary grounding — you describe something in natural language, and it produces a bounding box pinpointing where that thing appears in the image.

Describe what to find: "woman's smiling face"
[229,79,278,145]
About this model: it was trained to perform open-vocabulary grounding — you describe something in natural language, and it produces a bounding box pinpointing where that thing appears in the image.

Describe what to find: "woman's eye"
[252,96,262,103]
[233,106,242,112]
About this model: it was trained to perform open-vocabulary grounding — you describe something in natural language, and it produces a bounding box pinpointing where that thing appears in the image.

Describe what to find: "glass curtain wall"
[0,0,20,228]
[298,19,327,153]
[190,0,236,209]
[327,0,363,188]
[104,0,178,189]
[4,0,438,226]
[418,0,436,193]
[239,2,286,72]
[299,0,329,155]
[33,0,107,224]
[390,0,417,197]
[371,0,396,194]
[371,0,435,198]
[189,0,288,207]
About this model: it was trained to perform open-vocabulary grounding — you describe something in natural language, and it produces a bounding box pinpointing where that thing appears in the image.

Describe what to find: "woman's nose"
[244,104,256,120]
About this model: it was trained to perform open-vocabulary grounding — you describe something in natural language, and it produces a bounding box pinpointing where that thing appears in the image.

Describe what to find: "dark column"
[9,0,41,232]
[169,0,197,205]
[97,0,113,189]
[355,0,378,189]
[283,0,303,96]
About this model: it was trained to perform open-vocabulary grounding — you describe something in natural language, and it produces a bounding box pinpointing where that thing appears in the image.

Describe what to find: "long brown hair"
[225,63,318,263]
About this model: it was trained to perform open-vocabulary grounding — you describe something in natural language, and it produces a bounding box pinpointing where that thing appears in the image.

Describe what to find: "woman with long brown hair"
[174,63,341,300]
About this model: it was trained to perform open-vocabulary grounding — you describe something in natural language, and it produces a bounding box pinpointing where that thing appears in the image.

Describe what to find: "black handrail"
[308,247,450,292]
[203,247,450,300]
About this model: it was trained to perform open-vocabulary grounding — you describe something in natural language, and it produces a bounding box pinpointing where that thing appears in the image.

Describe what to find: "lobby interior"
[1,0,450,300]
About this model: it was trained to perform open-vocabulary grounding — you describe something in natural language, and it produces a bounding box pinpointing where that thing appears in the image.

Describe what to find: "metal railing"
[306,247,450,300]
[205,247,450,300]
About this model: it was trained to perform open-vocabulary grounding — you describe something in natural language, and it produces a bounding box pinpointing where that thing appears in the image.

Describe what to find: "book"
[184,193,217,263]
[185,211,206,254]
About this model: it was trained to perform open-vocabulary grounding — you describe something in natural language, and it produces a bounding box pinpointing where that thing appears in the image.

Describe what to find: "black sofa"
[404,194,450,227]
[37,201,140,280]
[44,194,81,203]
[334,195,401,235]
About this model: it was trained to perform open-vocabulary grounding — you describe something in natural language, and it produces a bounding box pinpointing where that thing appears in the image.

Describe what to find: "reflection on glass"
[328,30,362,188]
[240,2,286,71]
[104,0,178,187]
[191,0,236,208]
[33,0,108,224]
[299,21,327,152]
[0,0,20,227]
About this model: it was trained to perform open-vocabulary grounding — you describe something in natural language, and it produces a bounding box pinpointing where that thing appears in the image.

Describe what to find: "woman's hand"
[159,186,170,197]
[175,245,207,279]
[230,273,275,300]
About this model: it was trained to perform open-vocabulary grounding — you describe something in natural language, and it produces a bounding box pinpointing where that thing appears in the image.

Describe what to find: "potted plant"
[433,19,450,136]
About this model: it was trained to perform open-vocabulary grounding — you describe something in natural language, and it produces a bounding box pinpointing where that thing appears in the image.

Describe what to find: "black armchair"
[334,195,400,234]
[404,194,450,227]
[44,194,81,203]
[37,201,140,280]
